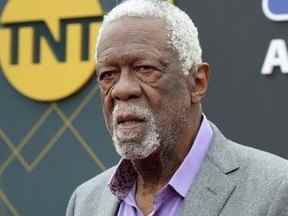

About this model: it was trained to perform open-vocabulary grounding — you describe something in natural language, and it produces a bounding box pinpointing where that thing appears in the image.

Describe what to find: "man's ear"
[187,63,210,104]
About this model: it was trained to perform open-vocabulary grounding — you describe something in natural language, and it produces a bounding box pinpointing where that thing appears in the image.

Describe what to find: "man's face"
[96,17,193,160]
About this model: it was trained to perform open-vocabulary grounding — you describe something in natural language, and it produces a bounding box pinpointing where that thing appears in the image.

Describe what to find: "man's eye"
[99,71,115,81]
[134,65,162,83]
[135,66,155,73]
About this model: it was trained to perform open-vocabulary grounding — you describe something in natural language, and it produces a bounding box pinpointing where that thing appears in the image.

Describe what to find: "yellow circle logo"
[0,0,104,101]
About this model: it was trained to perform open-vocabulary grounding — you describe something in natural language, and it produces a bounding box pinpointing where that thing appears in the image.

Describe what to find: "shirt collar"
[169,115,213,197]
[108,115,213,199]
[109,159,137,200]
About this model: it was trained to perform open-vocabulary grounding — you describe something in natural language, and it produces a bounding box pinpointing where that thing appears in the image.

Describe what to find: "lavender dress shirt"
[109,116,213,216]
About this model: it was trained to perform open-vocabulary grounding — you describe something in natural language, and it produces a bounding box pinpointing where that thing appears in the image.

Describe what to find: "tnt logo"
[0,0,104,101]
[262,0,288,21]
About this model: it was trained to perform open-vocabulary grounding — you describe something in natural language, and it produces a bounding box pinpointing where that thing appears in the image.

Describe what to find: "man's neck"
[131,150,182,216]
[133,149,182,192]
[132,112,202,192]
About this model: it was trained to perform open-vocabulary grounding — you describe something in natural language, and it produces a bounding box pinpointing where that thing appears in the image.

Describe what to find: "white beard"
[112,102,160,160]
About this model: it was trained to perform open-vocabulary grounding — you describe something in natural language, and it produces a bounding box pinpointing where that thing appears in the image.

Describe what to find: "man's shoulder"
[66,166,118,215]
[209,121,288,179]
[74,165,116,197]
[220,141,288,214]
[227,140,288,181]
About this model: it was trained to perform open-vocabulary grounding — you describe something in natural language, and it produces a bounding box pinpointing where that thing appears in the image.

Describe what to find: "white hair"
[95,0,202,75]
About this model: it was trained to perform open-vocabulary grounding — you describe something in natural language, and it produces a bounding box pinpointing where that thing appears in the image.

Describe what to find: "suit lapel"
[96,186,120,216]
[180,158,237,216]
[181,122,240,216]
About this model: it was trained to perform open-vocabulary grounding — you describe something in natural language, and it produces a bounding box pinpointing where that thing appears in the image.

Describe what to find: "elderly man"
[66,0,288,215]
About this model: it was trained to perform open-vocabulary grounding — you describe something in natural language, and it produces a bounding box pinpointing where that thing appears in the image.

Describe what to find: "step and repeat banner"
[0,0,287,215]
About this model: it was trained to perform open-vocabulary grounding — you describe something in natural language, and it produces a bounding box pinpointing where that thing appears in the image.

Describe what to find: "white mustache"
[112,102,152,124]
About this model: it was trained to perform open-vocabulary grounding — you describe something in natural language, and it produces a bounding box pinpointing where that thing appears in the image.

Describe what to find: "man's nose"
[111,70,141,101]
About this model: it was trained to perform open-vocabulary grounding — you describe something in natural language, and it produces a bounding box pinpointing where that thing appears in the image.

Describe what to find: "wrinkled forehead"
[97,16,171,57]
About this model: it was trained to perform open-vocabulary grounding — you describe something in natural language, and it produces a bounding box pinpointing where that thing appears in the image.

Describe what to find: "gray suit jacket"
[66,123,288,216]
